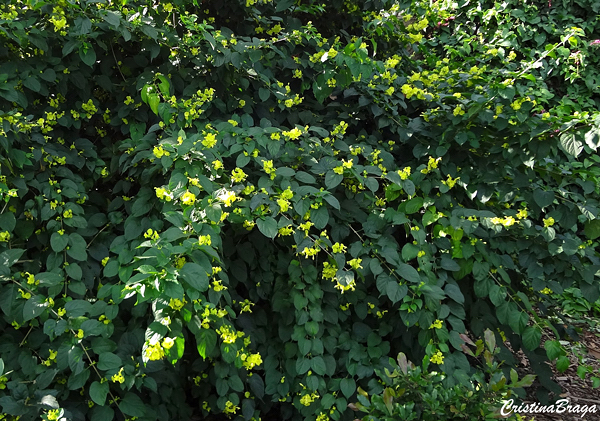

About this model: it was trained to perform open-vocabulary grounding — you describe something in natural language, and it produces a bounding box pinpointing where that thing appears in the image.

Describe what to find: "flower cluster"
[242,353,263,370]
[430,350,444,364]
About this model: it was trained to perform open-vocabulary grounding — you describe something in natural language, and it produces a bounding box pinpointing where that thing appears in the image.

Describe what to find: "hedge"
[1,0,600,420]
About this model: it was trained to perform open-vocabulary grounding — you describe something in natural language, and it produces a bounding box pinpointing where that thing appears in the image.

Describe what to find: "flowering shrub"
[350,329,535,421]
[1,0,600,420]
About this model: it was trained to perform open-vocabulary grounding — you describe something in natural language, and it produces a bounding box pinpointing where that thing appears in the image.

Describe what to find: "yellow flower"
[146,342,165,361]
[453,105,465,116]
[153,145,170,158]
[199,235,211,246]
[429,319,443,329]
[155,187,172,201]
[283,127,302,140]
[243,353,263,370]
[63,209,73,219]
[162,337,175,350]
[212,280,227,291]
[111,367,125,383]
[442,175,459,189]
[430,351,444,364]
[332,243,347,254]
[202,133,218,148]
[348,258,363,269]
[77,329,84,339]
[516,209,528,219]
[181,191,196,206]
[223,400,240,415]
[263,160,275,175]
[231,168,247,183]
[543,217,555,227]
[278,225,294,236]
[398,167,411,180]
[169,298,186,310]
[217,325,237,344]
[219,191,237,207]
[277,198,290,212]
[212,160,223,170]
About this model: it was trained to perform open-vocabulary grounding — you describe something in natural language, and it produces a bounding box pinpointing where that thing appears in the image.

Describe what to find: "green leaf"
[440,256,460,271]
[97,352,122,371]
[148,93,160,115]
[364,177,378,192]
[444,284,464,304]
[0,249,24,274]
[180,262,209,292]
[311,356,327,375]
[103,260,119,278]
[102,10,120,27]
[80,45,97,67]
[0,212,16,231]
[340,378,356,398]
[533,189,554,209]
[385,281,407,304]
[404,197,423,214]
[67,233,88,261]
[397,263,420,283]
[51,232,69,252]
[36,272,63,286]
[556,355,570,373]
[276,0,295,12]
[559,132,583,157]
[323,194,340,210]
[256,216,278,239]
[23,295,47,321]
[120,393,145,417]
[0,358,3,376]
[23,76,41,93]
[312,206,329,229]
[90,405,114,421]
[584,220,600,240]
[196,329,217,359]
[401,243,419,261]
[325,171,343,189]
[488,285,507,306]
[259,88,270,101]
[522,326,542,351]
[89,381,109,406]
[544,340,564,360]
[508,311,528,334]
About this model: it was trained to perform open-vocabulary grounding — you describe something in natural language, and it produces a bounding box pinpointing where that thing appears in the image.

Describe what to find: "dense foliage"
[1,0,600,420]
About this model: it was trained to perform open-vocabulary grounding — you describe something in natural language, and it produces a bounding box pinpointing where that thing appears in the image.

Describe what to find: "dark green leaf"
[256,216,278,239]
[180,262,209,292]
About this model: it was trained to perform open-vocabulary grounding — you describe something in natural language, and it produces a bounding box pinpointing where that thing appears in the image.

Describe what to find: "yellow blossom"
[332,242,347,253]
[430,351,444,364]
[181,191,196,205]
[202,133,218,148]
[429,319,443,329]
[162,337,175,349]
[146,342,165,361]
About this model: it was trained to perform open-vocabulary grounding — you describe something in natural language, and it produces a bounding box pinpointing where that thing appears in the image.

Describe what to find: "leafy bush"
[350,329,535,421]
[1,0,600,420]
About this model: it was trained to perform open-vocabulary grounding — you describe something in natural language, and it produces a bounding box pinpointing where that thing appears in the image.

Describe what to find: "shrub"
[0,0,599,420]
[350,329,535,421]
